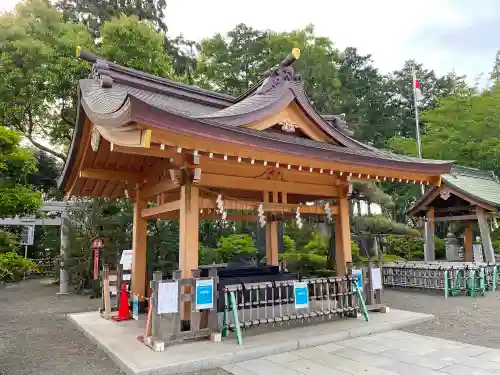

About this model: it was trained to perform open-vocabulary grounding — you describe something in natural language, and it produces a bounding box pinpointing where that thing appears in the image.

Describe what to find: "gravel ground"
[384,288,500,348]
[2,280,499,375]
[0,279,230,375]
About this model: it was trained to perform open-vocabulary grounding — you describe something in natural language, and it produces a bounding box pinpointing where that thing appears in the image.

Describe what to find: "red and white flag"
[413,70,424,102]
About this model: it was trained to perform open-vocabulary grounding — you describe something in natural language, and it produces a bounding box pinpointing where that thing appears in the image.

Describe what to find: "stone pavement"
[69,308,433,374]
[223,330,500,375]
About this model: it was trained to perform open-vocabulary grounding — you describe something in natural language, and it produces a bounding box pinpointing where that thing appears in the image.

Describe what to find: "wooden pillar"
[131,189,147,296]
[464,220,473,262]
[264,191,279,266]
[335,195,352,276]
[179,183,199,277]
[425,206,435,261]
[266,222,279,265]
[179,182,199,319]
[477,206,494,263]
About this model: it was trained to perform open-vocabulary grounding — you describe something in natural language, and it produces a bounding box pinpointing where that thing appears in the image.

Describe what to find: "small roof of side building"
[408,165,500,216]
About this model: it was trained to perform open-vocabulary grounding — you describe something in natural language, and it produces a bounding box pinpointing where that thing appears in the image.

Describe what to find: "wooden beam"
[79,168,144,183]
[151,128,442,184]
[141,200,181,219]
[199,199,338,215]
[141,178,179,200]
[198,173,339,197]
[434,214,478,222]
[110,143,183,164]
[196,155,339,186]
[435,205,473,214]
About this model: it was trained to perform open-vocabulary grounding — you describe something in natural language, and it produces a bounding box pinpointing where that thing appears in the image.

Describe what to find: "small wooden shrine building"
[408,165,500,262]
[58,47,452,298]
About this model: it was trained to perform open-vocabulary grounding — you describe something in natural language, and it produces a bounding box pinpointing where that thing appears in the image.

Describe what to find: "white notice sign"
[371,267,382,290]
[157,281,179,314]
[120,250,133,271]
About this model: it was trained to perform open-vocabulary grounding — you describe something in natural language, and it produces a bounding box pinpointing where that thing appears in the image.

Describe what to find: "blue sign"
[132,294,139,320]
[195,279,214,310]
[294,281,309,309]
[352,269,363,290]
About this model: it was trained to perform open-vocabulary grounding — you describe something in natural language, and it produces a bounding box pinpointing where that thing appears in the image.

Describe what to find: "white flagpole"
[412,66,425,196]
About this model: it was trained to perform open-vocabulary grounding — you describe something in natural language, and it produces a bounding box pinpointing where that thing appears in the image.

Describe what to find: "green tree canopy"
[0,1,176,159]
[0,0,94,160]
[0,125,42,218]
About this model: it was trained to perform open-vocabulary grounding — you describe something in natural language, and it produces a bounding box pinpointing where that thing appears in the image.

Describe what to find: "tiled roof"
[442,165,500,208]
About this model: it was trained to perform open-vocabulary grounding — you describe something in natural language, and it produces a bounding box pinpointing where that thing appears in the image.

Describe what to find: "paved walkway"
[3,280,500,375]
[223,330,500,375]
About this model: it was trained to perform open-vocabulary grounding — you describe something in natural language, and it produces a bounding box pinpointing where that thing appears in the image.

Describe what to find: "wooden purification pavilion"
[408,165,500,262]
[58,47,452,301]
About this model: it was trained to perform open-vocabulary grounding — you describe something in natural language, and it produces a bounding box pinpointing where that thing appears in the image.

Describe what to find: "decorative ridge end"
[291,48,300,60]
[91,59,113,88]
[76,46,81,57]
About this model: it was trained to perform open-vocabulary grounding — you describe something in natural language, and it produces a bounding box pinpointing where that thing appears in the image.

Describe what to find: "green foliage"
[350,181,394,208]
[199,234,258,265]
[99,15,175,78]
[0,252,39,282]
[0,229,18,253]
[304,232,329,256]
[284,221,314,251]
[385,235,445,261]
[280,252,330,277]
[283,235,296,252]
[56,0,167,36]
[389,85,500,178]
[351,240,361,266]
[197,23,343,110]
[0,126,42,218]
[352,215,419,236]
[199,245,218,265]
[0,0,94,159]
[215,234,258,263]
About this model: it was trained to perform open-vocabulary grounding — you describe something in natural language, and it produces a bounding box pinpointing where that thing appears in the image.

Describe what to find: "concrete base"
[68,309,433,375]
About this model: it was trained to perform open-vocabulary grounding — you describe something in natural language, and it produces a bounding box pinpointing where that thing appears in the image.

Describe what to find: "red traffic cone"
[113,283,132,321]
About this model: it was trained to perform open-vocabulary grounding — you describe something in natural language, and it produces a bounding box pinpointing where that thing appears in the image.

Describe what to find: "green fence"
[382,262,500,298]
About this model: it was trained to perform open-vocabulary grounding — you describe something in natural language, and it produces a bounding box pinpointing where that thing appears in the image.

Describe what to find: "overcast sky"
[1,0,499,84]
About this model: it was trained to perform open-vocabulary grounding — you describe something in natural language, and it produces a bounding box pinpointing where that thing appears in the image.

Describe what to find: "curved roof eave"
[128,95,452,175]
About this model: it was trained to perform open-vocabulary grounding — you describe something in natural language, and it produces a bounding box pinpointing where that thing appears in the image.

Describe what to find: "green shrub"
[304,232,328,255]
[283,235,296,252]
[386,235,444,261]
[280,252,328,277]
[0,252,39,282]
[0,229,18,253]
[214,234,258,263]
[199,245,218,265]
[494,240,500,254]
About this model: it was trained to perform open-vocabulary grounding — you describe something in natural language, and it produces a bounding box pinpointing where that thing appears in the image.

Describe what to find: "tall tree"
[56,0,197,78]
[0,1,176,159]
[0,0,94,160]
[0,125,42,218]
[56,0,167,36]
[196,24,344,107]
[384,60,467,140]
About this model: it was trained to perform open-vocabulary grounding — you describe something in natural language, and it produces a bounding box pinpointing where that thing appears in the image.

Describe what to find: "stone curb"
[68,312,434,375]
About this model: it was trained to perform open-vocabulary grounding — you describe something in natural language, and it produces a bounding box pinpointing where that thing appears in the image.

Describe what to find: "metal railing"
[382,261,500,298]
[221,275,367,345]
